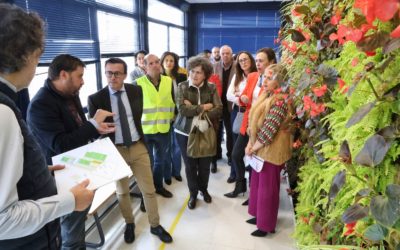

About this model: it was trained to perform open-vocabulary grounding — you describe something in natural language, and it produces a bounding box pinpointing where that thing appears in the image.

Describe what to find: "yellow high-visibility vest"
[136,75,175,134]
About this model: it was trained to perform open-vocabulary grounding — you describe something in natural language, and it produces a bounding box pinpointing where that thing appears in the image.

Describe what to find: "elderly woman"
[174,56,222,209]
[245,64,293,237]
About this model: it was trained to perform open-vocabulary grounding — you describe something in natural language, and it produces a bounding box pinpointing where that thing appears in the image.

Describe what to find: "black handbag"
[187,113,216,158]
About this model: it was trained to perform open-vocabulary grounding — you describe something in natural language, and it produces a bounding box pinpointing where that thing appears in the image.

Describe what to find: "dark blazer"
[87,84,145,143]
[27,79,99,164]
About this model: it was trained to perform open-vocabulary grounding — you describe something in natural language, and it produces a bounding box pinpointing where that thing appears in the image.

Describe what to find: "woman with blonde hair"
[245,64,293,237]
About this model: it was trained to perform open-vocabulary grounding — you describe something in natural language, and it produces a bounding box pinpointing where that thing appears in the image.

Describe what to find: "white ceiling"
[185,0,282,3]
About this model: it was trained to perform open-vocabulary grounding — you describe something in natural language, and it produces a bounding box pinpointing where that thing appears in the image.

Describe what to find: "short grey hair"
[187,56,213,82]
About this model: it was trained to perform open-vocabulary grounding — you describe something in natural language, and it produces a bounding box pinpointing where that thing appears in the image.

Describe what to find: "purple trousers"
[248,161,283,232]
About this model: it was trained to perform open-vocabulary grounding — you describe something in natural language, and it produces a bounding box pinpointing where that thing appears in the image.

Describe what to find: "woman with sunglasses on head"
[245,63,293,237]
[225,51,257,184]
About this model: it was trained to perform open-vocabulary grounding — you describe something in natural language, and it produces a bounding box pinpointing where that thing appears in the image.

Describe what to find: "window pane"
[97,11,138,54]
[100,57,136,86]
[148,22,168,57]
[148,0,184,26]
[95,0,135,13]
[169,27,185,57]
[28,64,98,107]
[29,67,48,101]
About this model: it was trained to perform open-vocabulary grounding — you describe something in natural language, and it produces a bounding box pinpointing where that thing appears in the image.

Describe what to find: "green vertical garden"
[279,0,400,249]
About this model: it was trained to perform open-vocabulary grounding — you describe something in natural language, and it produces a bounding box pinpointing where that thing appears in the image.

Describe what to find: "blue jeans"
[144,132,170,190]
[60,207,90,250]
[164,129,182,180]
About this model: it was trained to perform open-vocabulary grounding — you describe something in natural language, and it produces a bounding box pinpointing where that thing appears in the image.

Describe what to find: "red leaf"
[375,0,398,22]
[330,12,341,25]
[351,58,359,67]
[391,24,400,38]
[312,84,328,97]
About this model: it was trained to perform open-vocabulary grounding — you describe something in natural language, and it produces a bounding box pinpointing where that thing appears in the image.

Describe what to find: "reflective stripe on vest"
[136,75,175,134]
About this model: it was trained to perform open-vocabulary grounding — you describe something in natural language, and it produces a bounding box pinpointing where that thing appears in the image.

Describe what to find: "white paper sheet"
[244,154,265,172]
[52,137,132,193]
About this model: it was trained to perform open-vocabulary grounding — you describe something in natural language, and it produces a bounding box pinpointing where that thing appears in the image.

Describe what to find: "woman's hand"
[240,95,249,104]
[252,140,263,152]
[245,142,253,156]
[202,103,214,111]
[184,99,192,106]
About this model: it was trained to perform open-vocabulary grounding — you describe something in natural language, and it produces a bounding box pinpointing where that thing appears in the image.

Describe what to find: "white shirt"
[226,74,248,106]
[0,104,75,240]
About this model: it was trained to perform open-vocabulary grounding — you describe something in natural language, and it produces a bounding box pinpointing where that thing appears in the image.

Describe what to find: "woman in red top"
[224,47,276,198]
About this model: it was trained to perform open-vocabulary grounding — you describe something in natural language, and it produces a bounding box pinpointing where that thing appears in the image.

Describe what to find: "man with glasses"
[88,58,173,244]
[27,54,115,249]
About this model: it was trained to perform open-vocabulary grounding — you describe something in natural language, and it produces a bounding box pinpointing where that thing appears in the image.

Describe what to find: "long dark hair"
[160,51,179,80]
[234,51,257,88]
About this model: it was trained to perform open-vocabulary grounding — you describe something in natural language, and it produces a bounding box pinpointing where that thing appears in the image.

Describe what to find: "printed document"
[244,154,264,172]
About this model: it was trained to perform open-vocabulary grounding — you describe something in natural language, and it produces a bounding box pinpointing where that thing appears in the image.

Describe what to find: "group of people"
[0,3,294,250]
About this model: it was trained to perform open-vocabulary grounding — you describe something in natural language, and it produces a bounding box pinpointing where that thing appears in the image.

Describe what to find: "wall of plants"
[279,0,400,249]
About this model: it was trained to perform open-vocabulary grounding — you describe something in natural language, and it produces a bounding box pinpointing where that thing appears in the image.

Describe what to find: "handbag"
[187,113,217,158]
[232,111,244,134]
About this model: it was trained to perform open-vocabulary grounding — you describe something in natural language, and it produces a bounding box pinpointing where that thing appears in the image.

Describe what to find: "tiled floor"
[86,157,296,250]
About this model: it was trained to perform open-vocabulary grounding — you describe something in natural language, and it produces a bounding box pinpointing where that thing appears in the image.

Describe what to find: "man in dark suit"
[87,58,172,244]
[27,54,115,249]
[212,45,237,171]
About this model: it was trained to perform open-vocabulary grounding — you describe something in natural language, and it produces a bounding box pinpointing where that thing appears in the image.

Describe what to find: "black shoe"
[124,223,135,243]
[201,191,212,203]
[211,162,217,173]
[227,176,235,183]
[140,198,146,212]
[242,199,249,206]
[224,179,247,198]
[245,166,251,172]
[228,158,232,166]
[188,195,197,209]
[174,175,182,182]
[150,225,173,243]
[156,188,173,198]
[246,217,256,225]
[251,229,267,237]
[165,179,172,185]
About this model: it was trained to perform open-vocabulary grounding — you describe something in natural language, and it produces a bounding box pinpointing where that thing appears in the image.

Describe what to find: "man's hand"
[70,179,94,211]
[240,95,249,104]
[48,164,65,172]
[93,109,114,124]
[202,103,214,111]
[97,122,115,135]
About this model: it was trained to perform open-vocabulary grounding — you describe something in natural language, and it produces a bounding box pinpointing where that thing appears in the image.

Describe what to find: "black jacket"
[87,84,145,142]
[27,79,99,164]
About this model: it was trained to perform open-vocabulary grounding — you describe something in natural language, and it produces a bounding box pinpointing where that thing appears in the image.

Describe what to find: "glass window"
[97,11,138,54]
[169,27,185,57]
[148,22,168,57]
[95,0,135,13]
[148,0,184,26]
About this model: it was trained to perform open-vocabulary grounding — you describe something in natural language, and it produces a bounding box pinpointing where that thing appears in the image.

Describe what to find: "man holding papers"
[88,58,173,244]
[0,4,93,249]
[27,54,115,249]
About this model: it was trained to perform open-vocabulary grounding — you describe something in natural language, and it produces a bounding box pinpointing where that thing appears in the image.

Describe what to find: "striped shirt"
[256,101,288,146]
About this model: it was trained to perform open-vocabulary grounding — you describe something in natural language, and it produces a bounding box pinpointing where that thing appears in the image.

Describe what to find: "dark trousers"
[60,207,90,250]
[176,133,212,196]
[164,128,182,180]
[144,132,170,190]
[229,107,240,178]
[232,133,249,182]
[222,105,233,159]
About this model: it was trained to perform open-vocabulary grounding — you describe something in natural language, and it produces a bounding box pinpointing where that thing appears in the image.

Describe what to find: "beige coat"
[248,92,293,165]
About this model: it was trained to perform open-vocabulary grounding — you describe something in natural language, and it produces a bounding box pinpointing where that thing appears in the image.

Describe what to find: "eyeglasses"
[105,71,124,78]
[238,58,249,64]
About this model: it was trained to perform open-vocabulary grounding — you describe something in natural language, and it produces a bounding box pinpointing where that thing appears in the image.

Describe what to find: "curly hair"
[0,4,45,74]
[160,51,179,79]
[187,56,213,82]
[266,64,288,86]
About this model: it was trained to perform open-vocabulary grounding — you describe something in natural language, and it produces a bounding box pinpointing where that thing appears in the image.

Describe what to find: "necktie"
[258,75,263,87]
[115,91,132,147]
